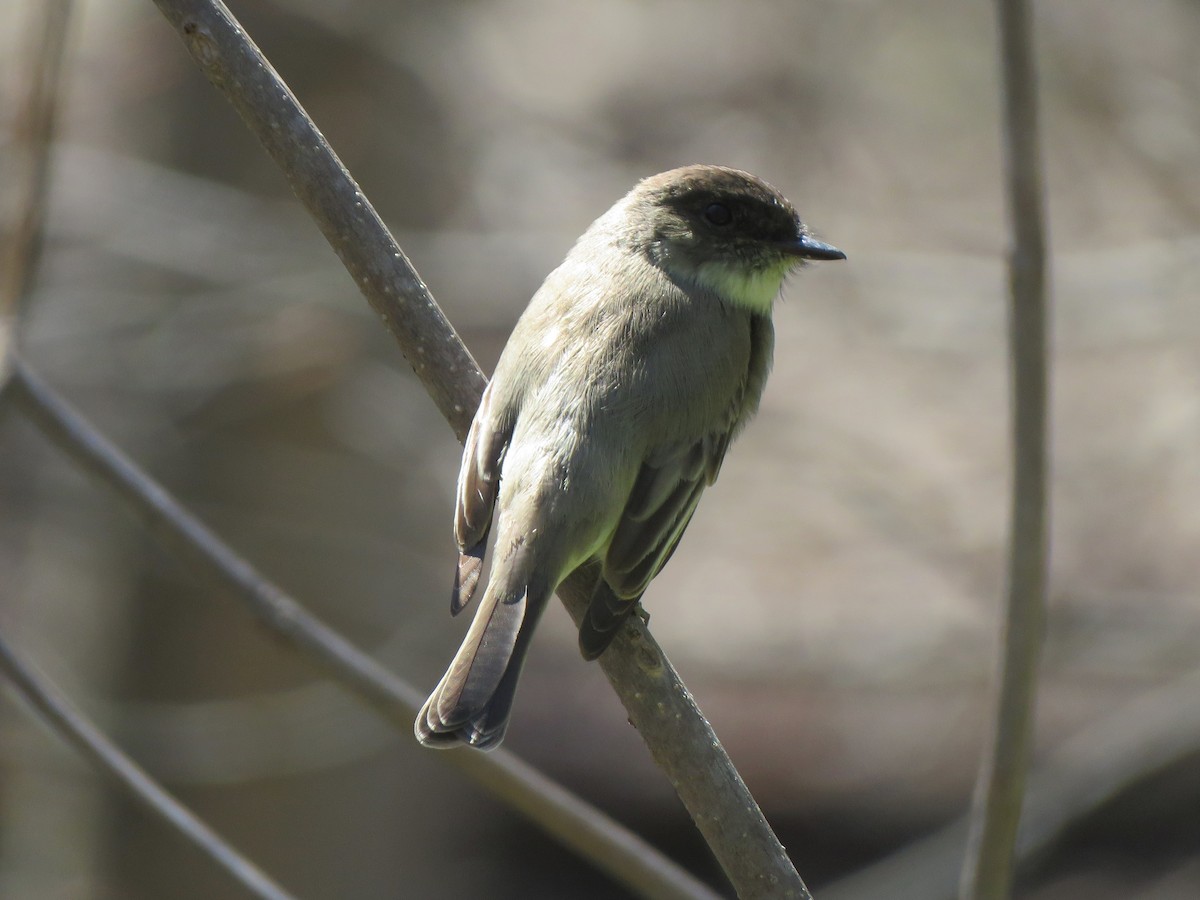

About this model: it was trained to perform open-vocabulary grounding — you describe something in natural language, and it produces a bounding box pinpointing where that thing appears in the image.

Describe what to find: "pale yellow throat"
[694,258,793,313]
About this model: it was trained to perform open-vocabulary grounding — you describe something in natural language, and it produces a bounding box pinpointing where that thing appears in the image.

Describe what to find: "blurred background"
[2,0,1199,897]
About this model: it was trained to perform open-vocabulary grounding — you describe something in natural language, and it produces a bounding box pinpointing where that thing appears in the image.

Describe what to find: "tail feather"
[417,583,547,750]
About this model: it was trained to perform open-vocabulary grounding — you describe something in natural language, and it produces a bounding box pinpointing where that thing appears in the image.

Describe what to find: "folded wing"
[450,381,513,615]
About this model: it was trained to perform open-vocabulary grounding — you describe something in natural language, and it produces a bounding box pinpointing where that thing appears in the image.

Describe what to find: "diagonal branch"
[147,0,809,896]
[3,357,717,900]
[0,7,295,896]
[0,628,296,900]
[960,0,1051,897]
[155,1,483,441]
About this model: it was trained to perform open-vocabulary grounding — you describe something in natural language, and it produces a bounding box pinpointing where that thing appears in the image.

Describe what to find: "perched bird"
[416,165,844,750]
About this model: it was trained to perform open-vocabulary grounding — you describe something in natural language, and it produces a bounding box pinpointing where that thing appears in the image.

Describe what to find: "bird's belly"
[494,413,640,586]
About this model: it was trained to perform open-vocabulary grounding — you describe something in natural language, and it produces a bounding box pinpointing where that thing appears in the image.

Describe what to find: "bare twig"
[151,0,483,441]
[0,0,75,377]
[3,357,718,900]
[0,628,296,900]
[147,0,809,896]
[824,667,1200,900]
[557,565,808,899]
[960,0,1051,897]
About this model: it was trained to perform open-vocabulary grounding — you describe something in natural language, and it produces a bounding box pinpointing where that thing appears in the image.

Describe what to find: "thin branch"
[824,666,1200,900]
[147,0,809,896]
[0,628,296,900]
[557,565,808,899]
[152,0,483,442]
[3,357,718,900]
[0,0,75,378]
[961,0,1051,897]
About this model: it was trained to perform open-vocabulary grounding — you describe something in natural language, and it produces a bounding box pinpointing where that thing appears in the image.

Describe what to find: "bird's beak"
[784,234,846,261]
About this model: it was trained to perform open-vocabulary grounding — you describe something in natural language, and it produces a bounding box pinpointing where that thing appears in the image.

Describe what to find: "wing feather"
[578,311,775,658]
[450,380,514,615]
[604,438,720,598]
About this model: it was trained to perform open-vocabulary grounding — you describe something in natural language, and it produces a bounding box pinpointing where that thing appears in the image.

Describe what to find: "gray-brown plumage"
[416,165,844,750]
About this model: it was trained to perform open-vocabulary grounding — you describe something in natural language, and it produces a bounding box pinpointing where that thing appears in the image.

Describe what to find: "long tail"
[416,582,549,751]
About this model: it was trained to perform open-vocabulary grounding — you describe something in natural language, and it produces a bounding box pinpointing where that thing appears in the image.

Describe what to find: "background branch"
[2,356,716,900]
[148,0,809,896]
[1,5,284,895]
[0,0,75,377]
[961,0,1051,896]
[0,629,296,900]
[825,665,1200,900]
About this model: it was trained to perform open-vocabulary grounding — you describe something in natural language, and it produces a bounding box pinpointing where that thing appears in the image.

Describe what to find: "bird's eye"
[703,203,732,226]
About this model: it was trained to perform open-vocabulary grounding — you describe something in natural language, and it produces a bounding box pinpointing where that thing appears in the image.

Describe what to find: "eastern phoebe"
[417,165,844,750]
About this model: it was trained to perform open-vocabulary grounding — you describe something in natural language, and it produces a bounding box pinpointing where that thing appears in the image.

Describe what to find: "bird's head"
[624,164,844,313]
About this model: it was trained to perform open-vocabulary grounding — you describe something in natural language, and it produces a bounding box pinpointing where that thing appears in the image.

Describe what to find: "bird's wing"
[578,313,774,659]
[577,433,721,659]
[603,432,724,598]
[450,380,514,615]
[603,312,774,598]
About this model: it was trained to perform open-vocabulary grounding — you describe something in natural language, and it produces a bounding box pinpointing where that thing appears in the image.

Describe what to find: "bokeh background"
[2,0,1199,897]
